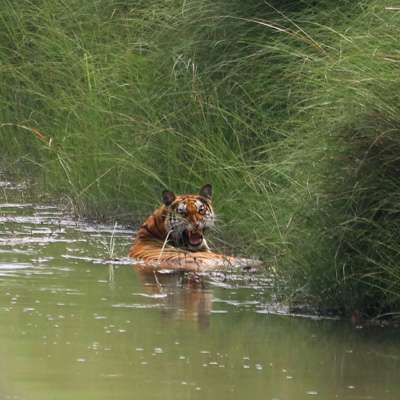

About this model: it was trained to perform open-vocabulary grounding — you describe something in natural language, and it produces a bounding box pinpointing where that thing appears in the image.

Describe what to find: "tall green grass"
[1,0,400,316]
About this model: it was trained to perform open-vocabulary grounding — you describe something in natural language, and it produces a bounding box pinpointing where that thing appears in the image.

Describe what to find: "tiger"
[129,184,262,273]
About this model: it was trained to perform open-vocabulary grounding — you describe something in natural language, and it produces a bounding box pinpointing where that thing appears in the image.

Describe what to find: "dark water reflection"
[0,181,400,400]
[136,272,214,330]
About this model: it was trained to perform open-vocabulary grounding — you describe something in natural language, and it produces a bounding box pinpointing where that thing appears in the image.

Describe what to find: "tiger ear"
[199,184,212,200]
[162,190,176,206]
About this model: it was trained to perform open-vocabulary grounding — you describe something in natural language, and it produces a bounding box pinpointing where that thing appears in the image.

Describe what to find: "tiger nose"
[190,218,200,229]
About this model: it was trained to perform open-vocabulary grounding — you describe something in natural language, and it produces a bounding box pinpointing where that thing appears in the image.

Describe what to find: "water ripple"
[112,303,165,309]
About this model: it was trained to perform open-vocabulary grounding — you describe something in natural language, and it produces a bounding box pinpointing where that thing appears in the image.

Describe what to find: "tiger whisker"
[157,229,173,263]
[208,225,222,233]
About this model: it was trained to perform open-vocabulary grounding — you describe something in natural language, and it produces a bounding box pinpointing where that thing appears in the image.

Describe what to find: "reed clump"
[1,0,400,316]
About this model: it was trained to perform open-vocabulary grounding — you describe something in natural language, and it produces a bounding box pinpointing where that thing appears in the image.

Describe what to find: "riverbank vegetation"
[1,0,400,317]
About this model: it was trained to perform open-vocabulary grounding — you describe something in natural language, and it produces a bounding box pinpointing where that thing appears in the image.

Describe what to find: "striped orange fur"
[129,184,262,272]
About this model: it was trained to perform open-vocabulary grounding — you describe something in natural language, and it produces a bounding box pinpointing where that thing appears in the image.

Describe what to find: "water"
[0,180,400,400]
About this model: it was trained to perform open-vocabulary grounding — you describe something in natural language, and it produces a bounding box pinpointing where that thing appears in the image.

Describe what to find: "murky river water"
[0,178,399,400]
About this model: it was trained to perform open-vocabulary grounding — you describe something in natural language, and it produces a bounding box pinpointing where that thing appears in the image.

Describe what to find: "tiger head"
[162,184,215,251]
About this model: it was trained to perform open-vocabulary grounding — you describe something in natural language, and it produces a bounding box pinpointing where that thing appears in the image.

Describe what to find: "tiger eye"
[176,204,186,214]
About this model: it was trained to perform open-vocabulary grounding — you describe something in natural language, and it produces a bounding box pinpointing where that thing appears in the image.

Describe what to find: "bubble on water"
[34,256,54,264]
[255,364,263,370]
[77,358,86,363]
[306,391,318,396]
[136,348,144,352]
[153,347,163,354]
[89,342,100,350]
[101,373,123,378]
[243,365,250,369]
[179,356,186,360]
[347,386,355,389]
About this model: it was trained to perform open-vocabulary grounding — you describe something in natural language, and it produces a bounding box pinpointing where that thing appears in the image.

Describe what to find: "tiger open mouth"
[182,229,204,248]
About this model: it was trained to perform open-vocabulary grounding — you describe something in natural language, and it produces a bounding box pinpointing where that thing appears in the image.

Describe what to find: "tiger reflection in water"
[137,272,213,330]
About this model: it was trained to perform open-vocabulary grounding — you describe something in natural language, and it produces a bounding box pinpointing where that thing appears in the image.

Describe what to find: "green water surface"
[0,180,399,400]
